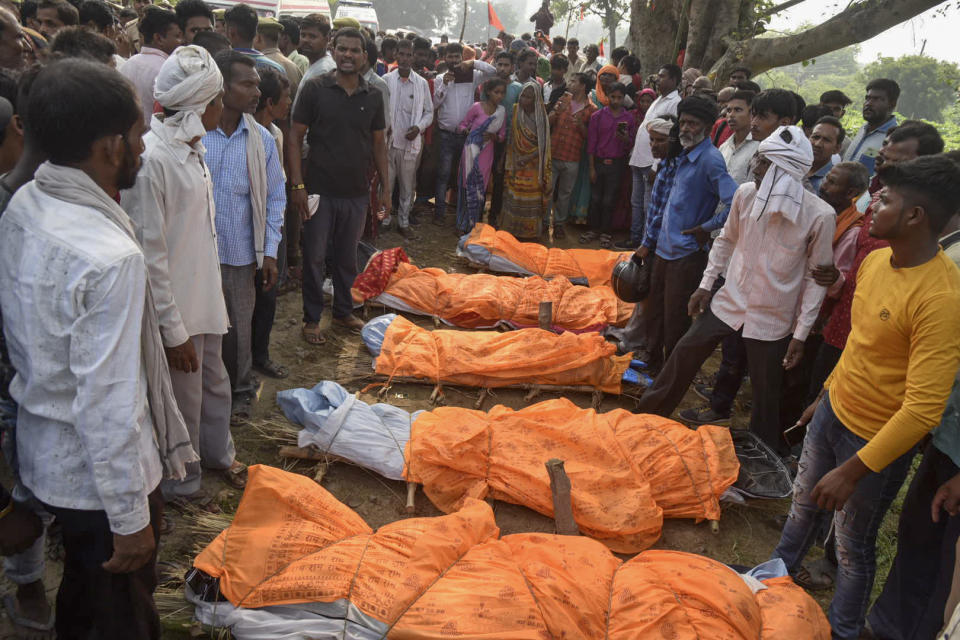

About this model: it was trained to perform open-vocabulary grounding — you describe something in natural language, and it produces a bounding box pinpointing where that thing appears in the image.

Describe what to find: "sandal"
[793,558,836,591]
[254,359,289,379]
[578,230,598,244]
[230,397,251,426]
[302,323,326,345]
[599,234,613,249]
[222,461,247,490]
[167,490,221,515]
[553,226,566,240]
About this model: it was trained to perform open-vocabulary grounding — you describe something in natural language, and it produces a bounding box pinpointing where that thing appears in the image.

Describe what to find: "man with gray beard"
[640,95,737,373]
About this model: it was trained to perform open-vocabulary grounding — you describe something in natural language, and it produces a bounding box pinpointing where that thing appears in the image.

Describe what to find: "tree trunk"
[630,0,681,78]
[683,0,751,72]
[607,6,617,50]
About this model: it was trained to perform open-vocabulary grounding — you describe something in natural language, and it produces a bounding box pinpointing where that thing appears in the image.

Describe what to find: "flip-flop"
[579,231,597,244]
[599,234,613,249]
[222,461,247,490]
[3,593,54,633]
[302,324,326,345]
[254,359,289,379]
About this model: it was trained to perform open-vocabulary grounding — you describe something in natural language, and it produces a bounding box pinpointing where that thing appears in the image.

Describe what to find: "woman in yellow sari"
[500,81,552,240]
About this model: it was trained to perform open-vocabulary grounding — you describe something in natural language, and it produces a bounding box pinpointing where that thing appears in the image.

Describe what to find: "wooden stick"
[538,301,553,330]
[545,459,580,536]
[278,445,326,461]
[474,388,488,410]
[313,461,329,483]
[371,375,611,397]
[592,389,603,411]
[406,482,417,513]
[524,385,541,402]
[710,520,720,534]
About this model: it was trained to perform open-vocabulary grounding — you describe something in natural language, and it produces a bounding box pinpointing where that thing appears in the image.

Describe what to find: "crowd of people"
[0,0,955,638]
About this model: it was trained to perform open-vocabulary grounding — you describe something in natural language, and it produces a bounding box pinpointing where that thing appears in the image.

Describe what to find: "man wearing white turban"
[122,44,247,502]
[637,125,835,456]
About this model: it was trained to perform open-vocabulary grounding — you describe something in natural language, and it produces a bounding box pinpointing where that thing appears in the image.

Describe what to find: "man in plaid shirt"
[547,72,595,239]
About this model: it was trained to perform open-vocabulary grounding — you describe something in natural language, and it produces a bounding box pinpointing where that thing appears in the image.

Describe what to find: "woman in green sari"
[500,81,552,240]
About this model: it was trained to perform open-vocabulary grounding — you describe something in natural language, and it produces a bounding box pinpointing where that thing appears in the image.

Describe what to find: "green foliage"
[756,44,865,102]
[864,55,960,121]
[757,46,960,152]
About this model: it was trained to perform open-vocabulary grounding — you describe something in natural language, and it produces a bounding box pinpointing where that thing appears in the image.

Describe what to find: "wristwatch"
[291,183,306,191]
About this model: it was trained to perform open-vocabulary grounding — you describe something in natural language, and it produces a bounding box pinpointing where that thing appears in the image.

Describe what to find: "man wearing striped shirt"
[636,126,834,456]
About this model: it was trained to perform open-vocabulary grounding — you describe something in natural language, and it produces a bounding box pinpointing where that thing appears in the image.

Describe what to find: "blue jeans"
[630,166,653,243]
[772,393,914,639]
[434,129,466,220]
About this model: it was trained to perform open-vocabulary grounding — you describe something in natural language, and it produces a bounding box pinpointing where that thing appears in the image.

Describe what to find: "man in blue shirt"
[638,95,737,373]
[203,51,286,415]
[842,78,899,176]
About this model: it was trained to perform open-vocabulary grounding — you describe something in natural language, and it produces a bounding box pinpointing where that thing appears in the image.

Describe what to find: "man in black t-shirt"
[287,27,388,346]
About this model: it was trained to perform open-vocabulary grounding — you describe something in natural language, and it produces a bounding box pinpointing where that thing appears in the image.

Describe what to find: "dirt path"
[1,218,834,639]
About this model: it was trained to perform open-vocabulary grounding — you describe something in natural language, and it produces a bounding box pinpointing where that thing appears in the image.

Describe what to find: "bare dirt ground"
[0,214,863,639]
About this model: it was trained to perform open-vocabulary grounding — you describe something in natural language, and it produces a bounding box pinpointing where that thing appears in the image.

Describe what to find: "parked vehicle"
[207,0,332,19]
[335,0,378,33]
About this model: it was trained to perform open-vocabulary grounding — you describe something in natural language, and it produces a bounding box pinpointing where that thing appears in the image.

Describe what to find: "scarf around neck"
[241,114,268,268]
[33,162,198,480]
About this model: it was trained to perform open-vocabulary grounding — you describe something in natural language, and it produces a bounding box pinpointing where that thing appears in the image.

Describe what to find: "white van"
[208,0,333,20]
[335,0,379,33]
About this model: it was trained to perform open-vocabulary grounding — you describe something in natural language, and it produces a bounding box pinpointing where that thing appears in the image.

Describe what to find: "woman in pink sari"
[455,77,507,234]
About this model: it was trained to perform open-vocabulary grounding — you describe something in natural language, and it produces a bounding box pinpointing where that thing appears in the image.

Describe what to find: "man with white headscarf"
[122,44,247,501]
[636,125,835,456]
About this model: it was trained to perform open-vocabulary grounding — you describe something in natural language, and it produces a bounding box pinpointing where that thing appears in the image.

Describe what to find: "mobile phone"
[782,422,807,448]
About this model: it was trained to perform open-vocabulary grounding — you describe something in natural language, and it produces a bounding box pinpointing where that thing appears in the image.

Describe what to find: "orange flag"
[488,1,505,32]
[599,39,605,57]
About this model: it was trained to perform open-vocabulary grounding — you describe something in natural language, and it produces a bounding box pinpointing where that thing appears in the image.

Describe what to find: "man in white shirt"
[431,42,494,225]
[718,89,759,185]
[298,13,335,85]
[0,58,197,640]
[382,39,433,236]
[122,46,245,502]
[636,126,834,456]
[119,6,182,124]
[617,62,681,250]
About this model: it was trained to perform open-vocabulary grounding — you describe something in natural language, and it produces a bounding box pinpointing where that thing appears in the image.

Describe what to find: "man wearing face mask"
[637,125,835,457]
[638,95,737,374]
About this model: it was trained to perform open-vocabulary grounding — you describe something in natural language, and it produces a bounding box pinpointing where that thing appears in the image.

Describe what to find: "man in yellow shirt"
[772,154,960,640]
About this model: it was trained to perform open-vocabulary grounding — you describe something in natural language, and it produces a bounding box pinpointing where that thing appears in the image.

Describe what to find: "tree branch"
[758,0,812,18]
[710,0,948,78]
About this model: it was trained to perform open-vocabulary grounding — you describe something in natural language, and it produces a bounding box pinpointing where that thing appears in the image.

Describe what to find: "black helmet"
[610,255,648,303]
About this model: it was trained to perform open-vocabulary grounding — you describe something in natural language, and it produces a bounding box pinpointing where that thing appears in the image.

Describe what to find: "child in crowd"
[583,82,635,248]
